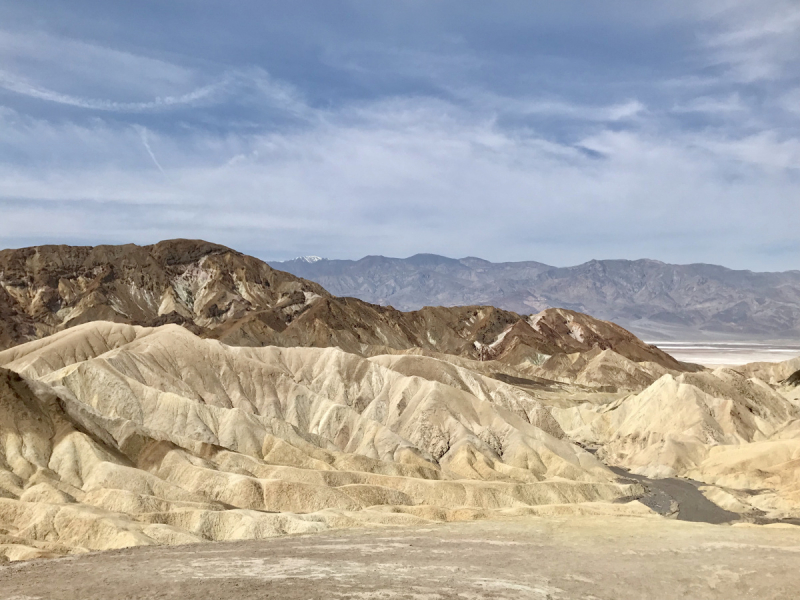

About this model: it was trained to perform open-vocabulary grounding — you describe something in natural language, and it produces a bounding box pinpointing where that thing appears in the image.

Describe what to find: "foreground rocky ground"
[2,515,799,599]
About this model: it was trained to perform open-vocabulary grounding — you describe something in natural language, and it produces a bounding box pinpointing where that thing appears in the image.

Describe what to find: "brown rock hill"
[0,240,682,370]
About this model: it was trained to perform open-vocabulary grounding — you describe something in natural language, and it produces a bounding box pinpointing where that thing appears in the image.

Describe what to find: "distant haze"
[272,254,800,341]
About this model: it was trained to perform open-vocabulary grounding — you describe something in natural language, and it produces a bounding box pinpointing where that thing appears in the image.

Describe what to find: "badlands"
[0,241,798,597]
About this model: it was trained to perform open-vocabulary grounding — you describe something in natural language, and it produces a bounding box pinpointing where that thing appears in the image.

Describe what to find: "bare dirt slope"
[0,319,797,564]
[2,516,799,599]
[1,240,799,572]
[550,358,800,520]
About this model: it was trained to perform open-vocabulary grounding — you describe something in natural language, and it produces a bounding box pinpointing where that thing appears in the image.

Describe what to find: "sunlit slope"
[551,362,800,518]
[0,322,641,561]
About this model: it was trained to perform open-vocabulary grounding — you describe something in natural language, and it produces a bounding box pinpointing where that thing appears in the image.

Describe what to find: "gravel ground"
[2,515,800,599]
[608,466,742,523]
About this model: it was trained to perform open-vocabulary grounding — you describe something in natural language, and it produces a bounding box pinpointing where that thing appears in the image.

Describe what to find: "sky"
[0,1,798,270]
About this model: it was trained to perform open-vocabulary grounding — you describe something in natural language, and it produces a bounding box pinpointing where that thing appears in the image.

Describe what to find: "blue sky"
[0,1,798,270]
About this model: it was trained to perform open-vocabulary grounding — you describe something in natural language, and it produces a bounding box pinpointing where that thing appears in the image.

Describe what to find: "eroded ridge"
[0,322,649,561]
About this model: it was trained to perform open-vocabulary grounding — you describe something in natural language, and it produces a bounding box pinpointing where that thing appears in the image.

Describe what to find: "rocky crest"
[0,240,681,371]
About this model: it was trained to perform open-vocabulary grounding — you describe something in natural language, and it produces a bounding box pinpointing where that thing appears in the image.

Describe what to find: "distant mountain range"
[270,255,800,341]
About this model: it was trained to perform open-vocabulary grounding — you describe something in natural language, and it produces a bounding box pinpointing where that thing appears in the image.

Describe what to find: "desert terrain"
[5,0,800,596]
[0,241,798,596]
[654,341,800,366]
[3,516,800,599]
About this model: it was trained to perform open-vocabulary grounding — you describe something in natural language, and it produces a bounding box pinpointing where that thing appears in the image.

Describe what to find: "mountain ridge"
[270,254,800,340]
[0,240,683,378]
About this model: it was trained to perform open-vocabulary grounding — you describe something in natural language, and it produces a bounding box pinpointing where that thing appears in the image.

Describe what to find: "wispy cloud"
[670,94,747,114]
[452,90,647,122]
[0,91,797,268]
[0,2,798,270]
[135,126,165,174]
[0,28,310,116]
[699,0,800,82]
[0,70,224,112]
[0,66,309,116]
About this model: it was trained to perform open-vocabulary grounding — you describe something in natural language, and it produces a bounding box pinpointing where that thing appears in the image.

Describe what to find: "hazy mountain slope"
[0,241,682,372]
[273,255,800,340]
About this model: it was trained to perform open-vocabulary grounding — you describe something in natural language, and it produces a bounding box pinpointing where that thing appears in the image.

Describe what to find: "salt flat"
[652,342,800,366]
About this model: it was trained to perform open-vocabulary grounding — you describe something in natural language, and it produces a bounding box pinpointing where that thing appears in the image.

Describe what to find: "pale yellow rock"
[550,356,800,518]
[2,320,797,560]
[0,322,641,559]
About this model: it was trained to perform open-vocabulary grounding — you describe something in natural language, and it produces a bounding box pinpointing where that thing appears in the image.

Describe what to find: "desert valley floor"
[3,516,800,600]
[654,342,800,366]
